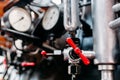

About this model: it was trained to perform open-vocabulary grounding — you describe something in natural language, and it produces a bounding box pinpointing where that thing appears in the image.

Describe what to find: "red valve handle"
[66,37,90,65]
[21,62,35,67]
[41,50,47,57]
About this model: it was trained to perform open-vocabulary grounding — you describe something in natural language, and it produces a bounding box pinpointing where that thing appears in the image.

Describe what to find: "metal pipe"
[92,0,116,64]
[63,0,80,31]
[101,70,113,80]
[98,65,114,80]
[92,0,116,80]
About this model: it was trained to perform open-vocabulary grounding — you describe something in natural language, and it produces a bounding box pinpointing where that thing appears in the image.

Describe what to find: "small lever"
[21,62,35,67]
[66,37,90,65]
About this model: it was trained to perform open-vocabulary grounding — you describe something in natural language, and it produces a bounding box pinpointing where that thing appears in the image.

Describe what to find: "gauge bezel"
[3,6,33,33]
[42,6,60,30]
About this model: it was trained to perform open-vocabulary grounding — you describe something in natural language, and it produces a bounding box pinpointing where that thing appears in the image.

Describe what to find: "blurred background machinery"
[0,0,120,80]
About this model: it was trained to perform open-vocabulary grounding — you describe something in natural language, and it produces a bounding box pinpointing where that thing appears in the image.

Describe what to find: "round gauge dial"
[42,6,60,30]
[8,7,31,32]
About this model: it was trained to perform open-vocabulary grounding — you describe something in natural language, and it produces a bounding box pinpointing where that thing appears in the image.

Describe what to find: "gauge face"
[42,6,60,30]
[8,7,31,32]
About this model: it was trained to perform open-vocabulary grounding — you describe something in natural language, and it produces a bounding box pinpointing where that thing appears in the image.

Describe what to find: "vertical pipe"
[101,70,113,80]
[92,0,116,80]
[92,0,116,64]
[63,0,80,31]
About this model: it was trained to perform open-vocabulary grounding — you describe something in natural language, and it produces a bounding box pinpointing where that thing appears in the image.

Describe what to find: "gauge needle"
[14,17,24,24]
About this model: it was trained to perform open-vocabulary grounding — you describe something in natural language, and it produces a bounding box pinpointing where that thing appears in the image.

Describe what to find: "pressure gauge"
[42,6,60,30]
[33,5,65,41]
[8,7,32,32]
